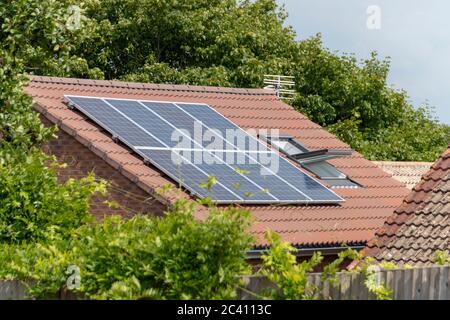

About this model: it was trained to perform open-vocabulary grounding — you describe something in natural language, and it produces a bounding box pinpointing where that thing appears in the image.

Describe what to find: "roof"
[373,161,433,189]
[25,75,409,249]
[365,146,450,266]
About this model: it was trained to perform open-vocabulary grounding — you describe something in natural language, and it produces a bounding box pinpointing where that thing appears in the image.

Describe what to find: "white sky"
[279,0,450,124]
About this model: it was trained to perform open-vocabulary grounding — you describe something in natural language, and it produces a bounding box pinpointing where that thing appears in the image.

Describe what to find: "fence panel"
[2,265,450,300]
[438,266,448,299]
[0,281,28,300]
[240,265,450,300]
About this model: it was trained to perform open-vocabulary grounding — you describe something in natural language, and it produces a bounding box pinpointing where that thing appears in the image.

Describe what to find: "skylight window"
[267,136,307,155]
[262,134,360,189]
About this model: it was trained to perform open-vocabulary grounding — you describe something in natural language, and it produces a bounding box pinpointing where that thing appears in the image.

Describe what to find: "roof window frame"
[260,133,360,188]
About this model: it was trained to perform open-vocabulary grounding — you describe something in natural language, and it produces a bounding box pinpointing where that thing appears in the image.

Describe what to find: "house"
[373,161,433,189]
[25,75,410,262]
[364,146,450,266]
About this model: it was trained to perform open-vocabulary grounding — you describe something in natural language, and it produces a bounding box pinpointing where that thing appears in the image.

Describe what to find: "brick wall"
[41,116,167,219]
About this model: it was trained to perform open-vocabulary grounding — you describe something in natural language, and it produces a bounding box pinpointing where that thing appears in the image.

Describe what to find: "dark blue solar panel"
[140,149,241,201]
[175,103,272,152]
[105,99,183,148]
[67,97,164,148]
[66,95,344,204]
[113,100,309,200]
[168,150,277,201]
[141,101,237,149]
[276,157,342,201]
[214,160,311,202]
[173,102,342,202]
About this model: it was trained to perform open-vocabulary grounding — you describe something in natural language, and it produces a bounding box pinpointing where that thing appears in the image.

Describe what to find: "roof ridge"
[28,75,277,96]
[373,161,433,166]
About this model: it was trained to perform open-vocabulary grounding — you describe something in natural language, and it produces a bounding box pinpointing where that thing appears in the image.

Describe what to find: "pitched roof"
[25,75,409,248]
[373,161,433,189]
[365,146,450,266]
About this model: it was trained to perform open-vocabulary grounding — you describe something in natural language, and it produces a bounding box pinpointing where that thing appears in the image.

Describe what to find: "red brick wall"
[41,116,167,219]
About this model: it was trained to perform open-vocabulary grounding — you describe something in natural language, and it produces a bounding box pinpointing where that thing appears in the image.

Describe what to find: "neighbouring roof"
[373,161,433,189]
[26,76,409,249]
[365,146,450,266]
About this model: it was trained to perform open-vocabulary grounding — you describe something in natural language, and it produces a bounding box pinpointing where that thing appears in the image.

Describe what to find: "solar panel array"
[65,95,344,204]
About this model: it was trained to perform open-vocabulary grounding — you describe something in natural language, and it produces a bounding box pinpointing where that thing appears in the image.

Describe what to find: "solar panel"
[140,149,242,201]
[175,102,272,152]
[65,95,344,204]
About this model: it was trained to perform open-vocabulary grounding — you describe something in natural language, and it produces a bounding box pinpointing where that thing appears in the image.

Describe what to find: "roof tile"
[365,146,450,265]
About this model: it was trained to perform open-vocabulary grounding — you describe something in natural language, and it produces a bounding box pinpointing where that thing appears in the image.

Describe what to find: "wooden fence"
[0,281,28,300]
[0,280,80,300]
[239,265,450,300]
[1,265,449,300]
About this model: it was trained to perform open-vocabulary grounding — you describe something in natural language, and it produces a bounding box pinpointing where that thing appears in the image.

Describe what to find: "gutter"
[246,245,366,260]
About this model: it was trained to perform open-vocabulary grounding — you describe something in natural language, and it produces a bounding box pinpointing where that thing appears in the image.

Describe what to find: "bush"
[0,199,253,299]
[259,231,323,299]
[258,231,394,300]
[0,148,107,243]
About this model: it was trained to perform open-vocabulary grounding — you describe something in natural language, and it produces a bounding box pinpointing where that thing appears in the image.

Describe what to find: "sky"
[278,0,450,124]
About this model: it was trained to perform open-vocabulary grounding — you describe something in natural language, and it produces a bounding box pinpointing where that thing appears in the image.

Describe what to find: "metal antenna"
[263,75,295,100]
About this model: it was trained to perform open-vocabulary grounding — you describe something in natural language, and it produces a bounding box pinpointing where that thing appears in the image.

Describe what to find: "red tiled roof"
[365,146,450,265]
[25,76,409,248]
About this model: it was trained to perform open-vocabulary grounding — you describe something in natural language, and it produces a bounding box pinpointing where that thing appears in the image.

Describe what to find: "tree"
[292,36,450,161]
[0,0,102,78]
[0,0,103,151]
[78,0,298,87]
[0,0,106,243]
[2,0,448,161]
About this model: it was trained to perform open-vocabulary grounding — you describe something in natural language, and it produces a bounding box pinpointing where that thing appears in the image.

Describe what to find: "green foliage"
[80,0,298,86]
[0,233,75,297]
[75,200,253,300]
[362,265,392,300]
[0,0,102,78]
[0,148,107,243]
[0,66,54,151]
[0,0,107,244]
[259,231,357,300]
[434,250,450,265]
[292,36,450,161]
[259,231,322,299]
[2,0,449,161]
[259,233,393,300]
[199,175,218,191]
[0,200,253,299]
[320,248,359,285]
[351,257,393,300]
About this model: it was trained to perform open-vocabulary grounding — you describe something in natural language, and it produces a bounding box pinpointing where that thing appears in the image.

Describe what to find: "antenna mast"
[263,75,295,100]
